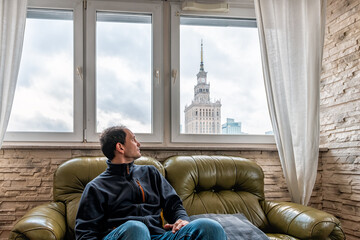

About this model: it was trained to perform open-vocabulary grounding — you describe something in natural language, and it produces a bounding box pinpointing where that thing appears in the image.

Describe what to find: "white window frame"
[4,0,84,142]
[85,1,163,143]
[170,3,275,144]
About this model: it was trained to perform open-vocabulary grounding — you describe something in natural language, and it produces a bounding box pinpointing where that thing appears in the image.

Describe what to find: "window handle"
[172,69,178,84]
[76,66,83,81]
[154,69,160,85]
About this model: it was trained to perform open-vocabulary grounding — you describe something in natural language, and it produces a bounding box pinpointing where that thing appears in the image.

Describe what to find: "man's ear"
[116,143,125,154]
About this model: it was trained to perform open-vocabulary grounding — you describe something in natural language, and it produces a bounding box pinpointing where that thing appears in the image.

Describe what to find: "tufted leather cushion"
[163,155,270,230]
[53,156,163,239]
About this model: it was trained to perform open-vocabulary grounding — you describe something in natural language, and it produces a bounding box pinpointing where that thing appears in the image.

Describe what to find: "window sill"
[1,142,328,152]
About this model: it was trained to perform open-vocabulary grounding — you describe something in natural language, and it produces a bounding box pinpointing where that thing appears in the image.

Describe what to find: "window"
[5,1,273,146]
[5,0,83,142]
[85,1,163,142]
[95,12,152,134]
[5,0,162,143]
[8,9,74,133]
[171,3,274,143]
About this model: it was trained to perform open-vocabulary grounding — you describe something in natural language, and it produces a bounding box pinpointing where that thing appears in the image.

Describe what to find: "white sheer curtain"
[0,0,27,148]
[254,0,326,205]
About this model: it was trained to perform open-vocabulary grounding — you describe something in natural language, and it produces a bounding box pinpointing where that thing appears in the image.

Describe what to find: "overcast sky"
[7,17,74,132]
[7,11,272,135]
[96,20,152,133]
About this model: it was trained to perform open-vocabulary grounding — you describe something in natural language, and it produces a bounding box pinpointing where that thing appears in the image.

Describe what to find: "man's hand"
[164,219,189,233]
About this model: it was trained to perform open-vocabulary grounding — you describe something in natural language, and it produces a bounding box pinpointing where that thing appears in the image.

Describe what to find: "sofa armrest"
[9,202,66,240]
[263,201,345,240]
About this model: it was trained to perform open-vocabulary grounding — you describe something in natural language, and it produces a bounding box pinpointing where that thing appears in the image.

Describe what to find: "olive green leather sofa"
[10,155,345,240]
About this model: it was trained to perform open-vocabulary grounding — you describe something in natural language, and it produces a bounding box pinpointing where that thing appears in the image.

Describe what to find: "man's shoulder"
[85,171,107,188]
[134,164,163,178]
[135,164,159,172]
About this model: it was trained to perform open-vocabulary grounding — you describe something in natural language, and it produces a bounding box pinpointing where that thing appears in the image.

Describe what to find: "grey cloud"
[8,112,71,132]
[97,71,151,125]
[26,19,73,55]
[97,23,151,70]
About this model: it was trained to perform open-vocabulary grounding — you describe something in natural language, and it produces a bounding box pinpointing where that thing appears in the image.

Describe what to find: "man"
[75,125,226,240]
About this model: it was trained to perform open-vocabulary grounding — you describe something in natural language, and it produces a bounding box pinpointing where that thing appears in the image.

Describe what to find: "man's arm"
[75,183,106,240]
[154,167,190,230]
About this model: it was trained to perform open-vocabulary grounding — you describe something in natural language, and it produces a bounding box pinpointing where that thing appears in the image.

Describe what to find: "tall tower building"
[184,41,221,134]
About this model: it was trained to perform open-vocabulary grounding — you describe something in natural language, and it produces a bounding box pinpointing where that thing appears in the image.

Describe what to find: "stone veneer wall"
[319,0,360,239]
[0,148,299,239]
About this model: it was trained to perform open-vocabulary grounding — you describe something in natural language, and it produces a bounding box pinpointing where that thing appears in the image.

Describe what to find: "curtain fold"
[254,0,326,205]
[0,0,28,148]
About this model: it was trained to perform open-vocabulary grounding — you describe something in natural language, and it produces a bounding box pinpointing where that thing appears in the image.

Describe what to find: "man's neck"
[111,157,134,164]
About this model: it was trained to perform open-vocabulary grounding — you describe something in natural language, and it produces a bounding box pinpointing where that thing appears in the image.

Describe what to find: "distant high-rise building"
[184,41,221,134]
[222,118,242,134]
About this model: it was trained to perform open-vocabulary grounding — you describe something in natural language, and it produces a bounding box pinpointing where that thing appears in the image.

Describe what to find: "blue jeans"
[103,218,227,240]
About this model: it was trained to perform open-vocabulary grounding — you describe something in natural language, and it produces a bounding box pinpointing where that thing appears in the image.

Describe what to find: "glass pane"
[180,16,273,135]
[7,9,74,132]
[96,12,151,133]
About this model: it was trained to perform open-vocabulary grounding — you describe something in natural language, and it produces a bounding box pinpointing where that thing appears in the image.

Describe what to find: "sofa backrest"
[163,155,269,230]
[53,156,164,239]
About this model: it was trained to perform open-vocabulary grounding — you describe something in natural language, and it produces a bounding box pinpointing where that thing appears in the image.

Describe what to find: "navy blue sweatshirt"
[75,160,190,240]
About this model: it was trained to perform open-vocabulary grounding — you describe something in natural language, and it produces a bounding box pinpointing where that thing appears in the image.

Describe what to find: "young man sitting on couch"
[75,125,227,240]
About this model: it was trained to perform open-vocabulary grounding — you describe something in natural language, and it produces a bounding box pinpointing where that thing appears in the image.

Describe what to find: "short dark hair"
[100,125,127,160]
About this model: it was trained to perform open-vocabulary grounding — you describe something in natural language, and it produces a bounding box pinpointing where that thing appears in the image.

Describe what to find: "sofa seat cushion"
[189,213,269,240]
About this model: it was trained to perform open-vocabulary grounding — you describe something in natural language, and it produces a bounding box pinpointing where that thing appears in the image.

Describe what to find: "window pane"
[96,12,151,133]
[7,9,74,132]
[180,16,273,135]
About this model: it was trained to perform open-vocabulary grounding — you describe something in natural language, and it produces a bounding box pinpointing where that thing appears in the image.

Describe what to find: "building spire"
[200,39,204,71]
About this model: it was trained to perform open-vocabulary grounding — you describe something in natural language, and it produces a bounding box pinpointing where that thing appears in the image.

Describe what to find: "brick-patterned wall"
[320,0,360,239]
[0,148,293,239]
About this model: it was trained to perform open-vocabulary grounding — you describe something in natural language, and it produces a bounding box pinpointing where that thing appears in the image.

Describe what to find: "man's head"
[100,125,141,163]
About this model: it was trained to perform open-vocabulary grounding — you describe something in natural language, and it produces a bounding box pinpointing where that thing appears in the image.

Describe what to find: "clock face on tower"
[200,78,205,83]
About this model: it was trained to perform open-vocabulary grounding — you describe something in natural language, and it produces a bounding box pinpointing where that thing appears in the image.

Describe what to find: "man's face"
[122,129,141,161]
